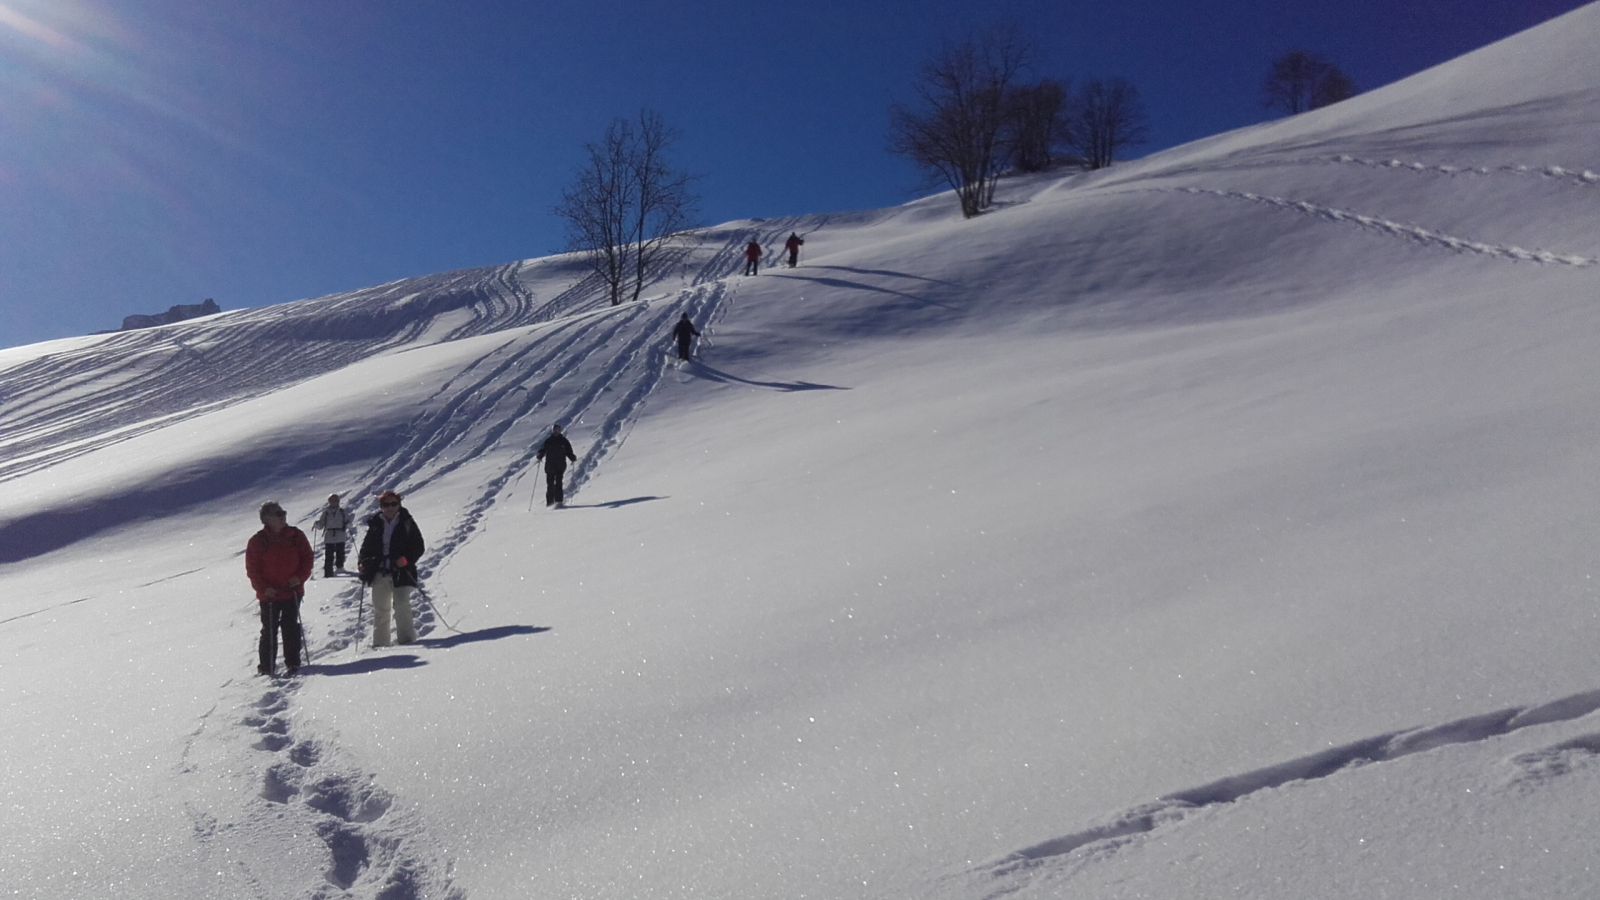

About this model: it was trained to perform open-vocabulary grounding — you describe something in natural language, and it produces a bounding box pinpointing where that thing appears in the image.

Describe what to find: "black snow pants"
[545,465,568,507]
[323,542,346,577]
[259,598,304,673]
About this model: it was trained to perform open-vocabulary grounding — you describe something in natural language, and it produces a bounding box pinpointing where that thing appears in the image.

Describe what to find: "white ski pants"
[370,573,416,646]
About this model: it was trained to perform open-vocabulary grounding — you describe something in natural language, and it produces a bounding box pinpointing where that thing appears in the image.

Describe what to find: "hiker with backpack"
[312,493,354,578]
[534,424,578,508]
[672,313,701,361]
[245,500,313,676]
[784,232,804,267]
[743,239,762,276]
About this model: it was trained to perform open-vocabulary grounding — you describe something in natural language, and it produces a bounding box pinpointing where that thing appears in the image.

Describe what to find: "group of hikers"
[243,419,591,675]
[244,490,425,676]
[242,253,775,675]
[743,232,804,276]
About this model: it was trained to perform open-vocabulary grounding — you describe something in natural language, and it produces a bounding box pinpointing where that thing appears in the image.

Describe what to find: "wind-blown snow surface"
[5,5,1600,898]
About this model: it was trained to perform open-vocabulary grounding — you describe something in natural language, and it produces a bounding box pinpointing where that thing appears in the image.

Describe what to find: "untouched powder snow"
[4,5,1600,898]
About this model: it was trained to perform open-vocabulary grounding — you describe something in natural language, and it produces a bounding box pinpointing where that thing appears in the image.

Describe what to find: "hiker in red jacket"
[744,239,762,276]
[784,232,804,267]
[245,500,314,675]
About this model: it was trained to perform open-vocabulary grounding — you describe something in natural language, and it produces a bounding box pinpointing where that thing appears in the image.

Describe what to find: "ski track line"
[0,262,609,485]
[1,224,767,485]
[1165,187,1598,266]
[958,687,1600,898]
[428,286,703,566]
[355,303,646,504]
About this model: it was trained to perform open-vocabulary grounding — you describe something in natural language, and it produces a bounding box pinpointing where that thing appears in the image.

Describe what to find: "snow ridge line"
[967,687,1600,894]
[1168,187,1597,266]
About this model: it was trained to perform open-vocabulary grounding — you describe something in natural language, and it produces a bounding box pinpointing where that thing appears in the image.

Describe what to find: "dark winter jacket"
[246,526,314,603]
[784,234,803,253]
[357,508,425,588]
[672,319,700,342]
[536,434,577,472]
[744,241,762,261]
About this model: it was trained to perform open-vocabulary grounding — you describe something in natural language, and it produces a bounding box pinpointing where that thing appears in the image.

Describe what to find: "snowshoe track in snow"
[1163,187,1597,266]
[248,680,462,898]
[956,687,1600,898]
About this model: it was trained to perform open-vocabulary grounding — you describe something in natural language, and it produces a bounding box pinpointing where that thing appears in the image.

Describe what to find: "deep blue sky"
[0,0,1589,347]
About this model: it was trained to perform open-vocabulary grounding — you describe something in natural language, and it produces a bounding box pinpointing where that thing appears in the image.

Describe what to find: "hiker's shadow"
[562,496,667,510]
[311,654,426,676]
[418,625,551,649]
[685,363,848,392]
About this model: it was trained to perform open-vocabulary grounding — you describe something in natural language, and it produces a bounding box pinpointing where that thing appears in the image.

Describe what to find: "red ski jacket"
[744,242,762,261]
[245,526,314,603]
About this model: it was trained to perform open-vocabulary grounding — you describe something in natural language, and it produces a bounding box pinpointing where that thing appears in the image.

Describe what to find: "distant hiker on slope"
[672,313,701,361]
[245,500,313,676]
[357,490,425,647]
[312,493,354,578]
[744,239,762,276]
[784,232,804,268]
[535,424,578,508]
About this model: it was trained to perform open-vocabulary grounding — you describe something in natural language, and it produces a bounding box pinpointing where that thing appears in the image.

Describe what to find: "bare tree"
[1310,67,1357,109]
[888,29,1031,217]
[1068,77,1148,170]
[1263,50,1358,115]
[1002,78,1072,172]
[556,110,699,306]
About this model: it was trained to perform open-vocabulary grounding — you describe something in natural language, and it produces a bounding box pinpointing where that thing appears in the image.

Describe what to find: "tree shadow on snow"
[417,625,550,649]
[683,363,848,393]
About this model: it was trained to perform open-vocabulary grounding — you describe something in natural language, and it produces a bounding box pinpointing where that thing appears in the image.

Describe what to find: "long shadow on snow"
[805,265,957,286]
[0,428,400,565]
[308,655,427,676]
[561,496,667,510]
[417,625,550,649]
[683,363,849,392]
[765,273,963,311]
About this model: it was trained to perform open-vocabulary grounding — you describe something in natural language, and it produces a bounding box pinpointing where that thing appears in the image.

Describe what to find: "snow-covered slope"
[4,5,1600,898]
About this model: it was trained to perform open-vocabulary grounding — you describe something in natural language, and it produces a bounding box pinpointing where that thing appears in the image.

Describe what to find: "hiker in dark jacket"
[672,313,701,361]
[743,239,762,276]
[784,232,804,267]
[357,490,425,646]
[535,424,578,508]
